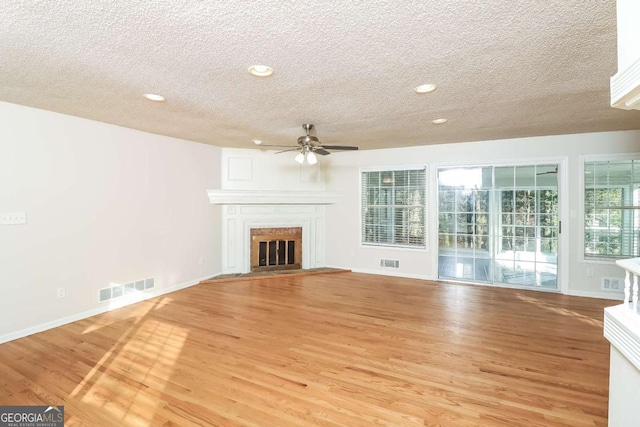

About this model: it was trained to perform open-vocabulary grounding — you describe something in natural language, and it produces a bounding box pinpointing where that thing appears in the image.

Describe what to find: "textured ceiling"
[1,1,639,150]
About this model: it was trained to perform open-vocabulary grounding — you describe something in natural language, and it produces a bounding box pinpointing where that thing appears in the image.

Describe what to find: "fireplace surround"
[207,189,338,274]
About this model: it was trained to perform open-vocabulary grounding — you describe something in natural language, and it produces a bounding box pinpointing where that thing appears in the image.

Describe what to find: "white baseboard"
[567,289,624,301]
[327,265,438,282]
[328,265,625,301]
[0,273,219,345]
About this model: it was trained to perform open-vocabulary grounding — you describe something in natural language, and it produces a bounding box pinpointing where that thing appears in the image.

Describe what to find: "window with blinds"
[361,168,426,248]
[584,158,640,259]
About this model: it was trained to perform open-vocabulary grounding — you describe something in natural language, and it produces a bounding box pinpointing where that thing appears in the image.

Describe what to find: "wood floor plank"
[0,272,612,426]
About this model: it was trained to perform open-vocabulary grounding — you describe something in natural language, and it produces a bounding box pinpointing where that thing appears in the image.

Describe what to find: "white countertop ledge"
[604,303,640,371]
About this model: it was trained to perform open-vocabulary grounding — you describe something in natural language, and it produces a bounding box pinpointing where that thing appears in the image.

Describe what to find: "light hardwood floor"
[0,272,613,426]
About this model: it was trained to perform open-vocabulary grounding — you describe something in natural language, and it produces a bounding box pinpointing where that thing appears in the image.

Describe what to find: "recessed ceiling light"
[143,93,165,102]
[248,65,273,77]
[253,139,263,145]
[432,118,448,124]
[414,84,437,94]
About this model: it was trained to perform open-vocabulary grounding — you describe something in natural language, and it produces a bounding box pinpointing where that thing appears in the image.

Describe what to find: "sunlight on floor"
[81,296,175,335]
[72,297,187,426]
[516,293,604,328]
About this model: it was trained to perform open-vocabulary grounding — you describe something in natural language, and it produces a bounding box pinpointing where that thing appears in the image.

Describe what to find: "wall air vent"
[380,259,400,268]
[602,277,624,291]
[99,288,112,303]
[99,277,155,302]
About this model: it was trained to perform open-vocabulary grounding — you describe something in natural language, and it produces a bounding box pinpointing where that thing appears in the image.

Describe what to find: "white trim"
[359,243,428,253]
[558,158,569,295]
[432,156,568,170]
[429,162,440,280]
[359,164,428,173]
[333,266,624,298]
[579,153,640,263]
[581,153,640,163]
[567,289,624,300]
[226,157,253,182]
[438,276,562,293]
[207,189,339,205]
[582,258,628,266]
[604,304,640,373]
[221,205,325,274]
[347,267,438,281]
[358,165,428,251]
[611,56,640,110]
[431,157,568,293]
[0,273,218,345]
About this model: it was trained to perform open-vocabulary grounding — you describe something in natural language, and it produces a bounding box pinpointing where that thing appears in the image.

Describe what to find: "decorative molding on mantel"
[207,189,339,205]
[604,304,640,371]
[611,56,640,110]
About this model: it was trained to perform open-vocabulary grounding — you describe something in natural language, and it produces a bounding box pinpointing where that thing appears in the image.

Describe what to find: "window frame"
[360,165,428,250]
[581,153,640,263]
[436,163,560,288]
[496,186,559,258]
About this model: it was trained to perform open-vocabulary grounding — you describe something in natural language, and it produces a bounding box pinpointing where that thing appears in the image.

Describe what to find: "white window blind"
[361,168,426,248]
[584,158,640,259]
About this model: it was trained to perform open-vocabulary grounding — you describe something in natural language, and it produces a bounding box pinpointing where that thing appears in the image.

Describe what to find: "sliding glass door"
[438,164,559,290]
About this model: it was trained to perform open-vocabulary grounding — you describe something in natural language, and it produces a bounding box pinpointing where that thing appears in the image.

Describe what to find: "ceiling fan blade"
[313,148,331,156]
[274,148,300,154]
[321,145,359,151]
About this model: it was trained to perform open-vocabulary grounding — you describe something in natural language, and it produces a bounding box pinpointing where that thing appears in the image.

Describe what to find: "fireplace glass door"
[250,227,302,272]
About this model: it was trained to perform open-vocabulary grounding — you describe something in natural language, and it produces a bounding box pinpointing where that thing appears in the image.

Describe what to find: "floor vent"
[380,259,400,268]
[99,277,155,302]
[602,277,624,291]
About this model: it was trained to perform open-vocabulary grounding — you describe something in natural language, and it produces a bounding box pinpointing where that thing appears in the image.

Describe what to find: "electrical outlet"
[0,212,27,225]
[586,268,594,277]
[198,256,204,265]
[57,287,66,299]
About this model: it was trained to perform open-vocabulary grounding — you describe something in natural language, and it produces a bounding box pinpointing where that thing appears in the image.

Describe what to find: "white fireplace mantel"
[207,189,339,205]
[207,189,336,274]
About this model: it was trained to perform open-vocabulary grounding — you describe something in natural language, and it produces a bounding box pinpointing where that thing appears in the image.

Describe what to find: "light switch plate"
[0,212,27,225]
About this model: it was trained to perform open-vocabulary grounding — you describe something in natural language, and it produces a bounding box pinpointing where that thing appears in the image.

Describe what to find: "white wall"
[322,130,639,298]
[0,101,222,341]
[220,147,326,191]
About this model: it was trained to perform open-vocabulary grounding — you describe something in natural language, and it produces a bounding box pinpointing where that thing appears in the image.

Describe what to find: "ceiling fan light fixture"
[414,84,437,94]
[295,152,305,164]
[248,65,273,77]
[306,151,318,165]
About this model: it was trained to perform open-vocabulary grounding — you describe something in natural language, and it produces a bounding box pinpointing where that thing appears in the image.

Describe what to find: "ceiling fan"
[256,124,358,164]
